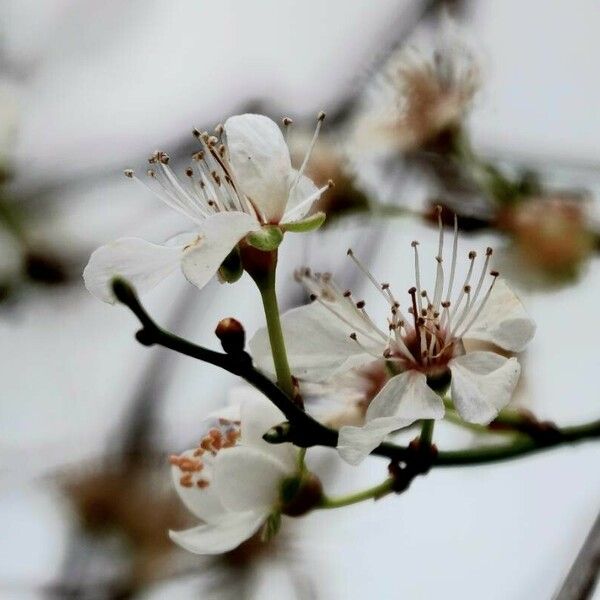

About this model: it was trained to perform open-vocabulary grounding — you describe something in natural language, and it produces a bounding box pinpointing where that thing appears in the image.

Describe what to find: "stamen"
[432,206,445,310]
[282,180,332,222]
[411,241,423,313]
[282,116,293,144]
[458,271,499,338]
[444,213,459,304]
[291,111,326,193]
[312,294,386,344]
[350,332,386,359]
[470,247,493,306]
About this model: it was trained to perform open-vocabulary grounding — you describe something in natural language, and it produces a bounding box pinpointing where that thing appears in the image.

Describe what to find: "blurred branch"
[555,509,600,600]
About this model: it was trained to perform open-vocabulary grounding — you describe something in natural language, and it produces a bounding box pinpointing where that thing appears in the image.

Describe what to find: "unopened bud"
[215,318,245,354]
[263,421,291,444]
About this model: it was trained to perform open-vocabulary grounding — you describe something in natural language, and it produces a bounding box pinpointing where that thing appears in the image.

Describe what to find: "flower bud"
[215,317,246,354]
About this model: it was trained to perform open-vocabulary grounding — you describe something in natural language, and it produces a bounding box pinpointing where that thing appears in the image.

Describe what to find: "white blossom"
[251,215,535,464]
[169,394,298,554]
[84,113,329,303]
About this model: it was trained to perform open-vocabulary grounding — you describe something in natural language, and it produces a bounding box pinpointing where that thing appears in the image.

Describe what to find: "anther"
[349,332,358,341]
[356,300,366,309]
[309,293,318,302]
[441,301,451,308]
[490,270,499,277]
[486,247,493,256]
[327,178,335,189]
[193,128,201,138]
[282,117,293,126]
[347,248,353,256]
[123,169,134,178]
[317,111,326,122]
[382,283,390,290]
[214,123,224,136]
[468,251,476,259]
[185,168,193,177]
[464,285,471,293]
[411,241,419,247]
[343,290,352,297]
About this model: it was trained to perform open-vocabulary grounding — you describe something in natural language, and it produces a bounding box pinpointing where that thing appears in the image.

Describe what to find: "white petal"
[465,278,536,352]
[249,302,384,382]
[337,416,410,465]
[225,114,292,223]
[449,351,521,424]
[214,445,292,513]
[239,394,297,469]
[169,511,265,555]
[83,237,182,304]
[181,211,259,291]
[337,371,444,465]
[281,170,321,223]
[366,371,445,422]
[171,450,225,523]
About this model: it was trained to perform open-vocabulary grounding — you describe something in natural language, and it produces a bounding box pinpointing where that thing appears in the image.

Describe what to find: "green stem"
[257,268,295,398]
[319,478,394,510]
[420,419,435,446]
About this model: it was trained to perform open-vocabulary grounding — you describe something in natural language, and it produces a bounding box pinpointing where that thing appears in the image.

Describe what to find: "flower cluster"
[83,109,544,558]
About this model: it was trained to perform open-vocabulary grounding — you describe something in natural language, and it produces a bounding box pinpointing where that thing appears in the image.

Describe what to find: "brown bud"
[215,318,245,354]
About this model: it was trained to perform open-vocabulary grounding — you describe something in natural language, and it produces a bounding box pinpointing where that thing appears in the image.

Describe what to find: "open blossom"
[84,113,330,303]
[251,215,535,464]
[169,395,298,554]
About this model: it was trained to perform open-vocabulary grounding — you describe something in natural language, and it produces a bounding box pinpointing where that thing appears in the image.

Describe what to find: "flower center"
[170,418,240,489]
[298,208,500,378]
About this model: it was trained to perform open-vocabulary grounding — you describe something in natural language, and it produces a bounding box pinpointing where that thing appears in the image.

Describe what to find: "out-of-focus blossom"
[350,25,480,158]
[498,195,595,281]
[169,396,298,555]
[251,216,535,464]
[84,113,331,303]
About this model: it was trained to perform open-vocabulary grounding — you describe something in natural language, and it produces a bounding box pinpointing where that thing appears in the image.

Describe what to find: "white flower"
[169,394,298,555]
[84,113,330,303]
[250,215,535,464]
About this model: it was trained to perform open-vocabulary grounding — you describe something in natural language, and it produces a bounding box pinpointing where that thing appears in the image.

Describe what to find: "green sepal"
[246,225,284,251]
[281,211,326,233]
[217,246,243,283]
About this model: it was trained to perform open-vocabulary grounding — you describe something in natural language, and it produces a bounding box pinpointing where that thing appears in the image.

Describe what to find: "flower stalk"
[255,258,295,398]
[319,478,394,510]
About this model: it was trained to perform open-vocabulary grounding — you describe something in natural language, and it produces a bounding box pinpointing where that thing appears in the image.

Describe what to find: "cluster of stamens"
[123,113,330,226]
[297,208,499,377]
[169,418,240,489]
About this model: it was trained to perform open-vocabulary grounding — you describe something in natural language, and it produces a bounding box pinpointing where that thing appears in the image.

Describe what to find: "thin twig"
[112,279,600,468]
